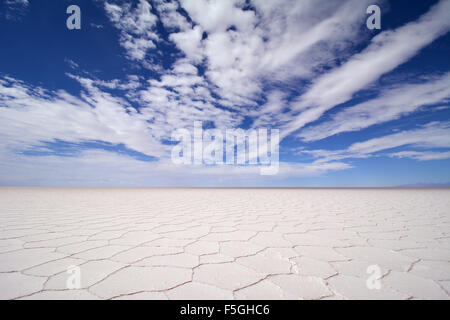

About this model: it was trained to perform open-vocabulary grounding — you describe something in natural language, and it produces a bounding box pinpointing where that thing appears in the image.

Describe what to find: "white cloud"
[3,0,29,21]
[0,149,351,187]
[299,72,450,141]
[65,59,79,70]
[101,0,449,126]
[180,0,256,33]
[7,0,28,5]
[154,0,191,32]
[171,61,198,75]
[169,25,204,64]
[389,151,450,161]
[0,75,165,158]
[105,0,158,61]
[170,0,376,106]
[86,75,142,91]
[348,122,450,155]
[303,122,450,163]
[283,0,450,139]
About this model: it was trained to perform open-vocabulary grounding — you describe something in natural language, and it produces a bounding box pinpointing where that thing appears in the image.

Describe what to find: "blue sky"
[0,0,449,187]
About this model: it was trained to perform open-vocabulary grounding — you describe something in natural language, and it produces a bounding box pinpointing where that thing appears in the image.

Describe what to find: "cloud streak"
[283,0,450,139]
[299,72,450,141]
[304,121,450,163]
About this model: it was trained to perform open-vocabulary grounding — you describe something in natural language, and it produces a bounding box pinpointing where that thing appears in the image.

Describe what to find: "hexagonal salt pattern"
[0,188,449,300]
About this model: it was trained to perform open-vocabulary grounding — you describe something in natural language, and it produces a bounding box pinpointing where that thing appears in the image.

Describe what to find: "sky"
[0,0,449,187]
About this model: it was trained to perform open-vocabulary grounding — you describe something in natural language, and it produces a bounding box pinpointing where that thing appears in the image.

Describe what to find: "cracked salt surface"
[0,188,449,300]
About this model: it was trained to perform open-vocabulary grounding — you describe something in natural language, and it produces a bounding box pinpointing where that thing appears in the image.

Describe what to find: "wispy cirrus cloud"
[389,151,450,161]
[281,0,450,139]
[105,0,159,61]
[2,0,29,21]
[0,148,352,187]
[0,75,165,157]
[303,121,450,163]
[298,72,450,142]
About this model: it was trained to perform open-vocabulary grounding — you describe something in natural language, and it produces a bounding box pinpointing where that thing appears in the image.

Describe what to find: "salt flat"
[0,188,449,300]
